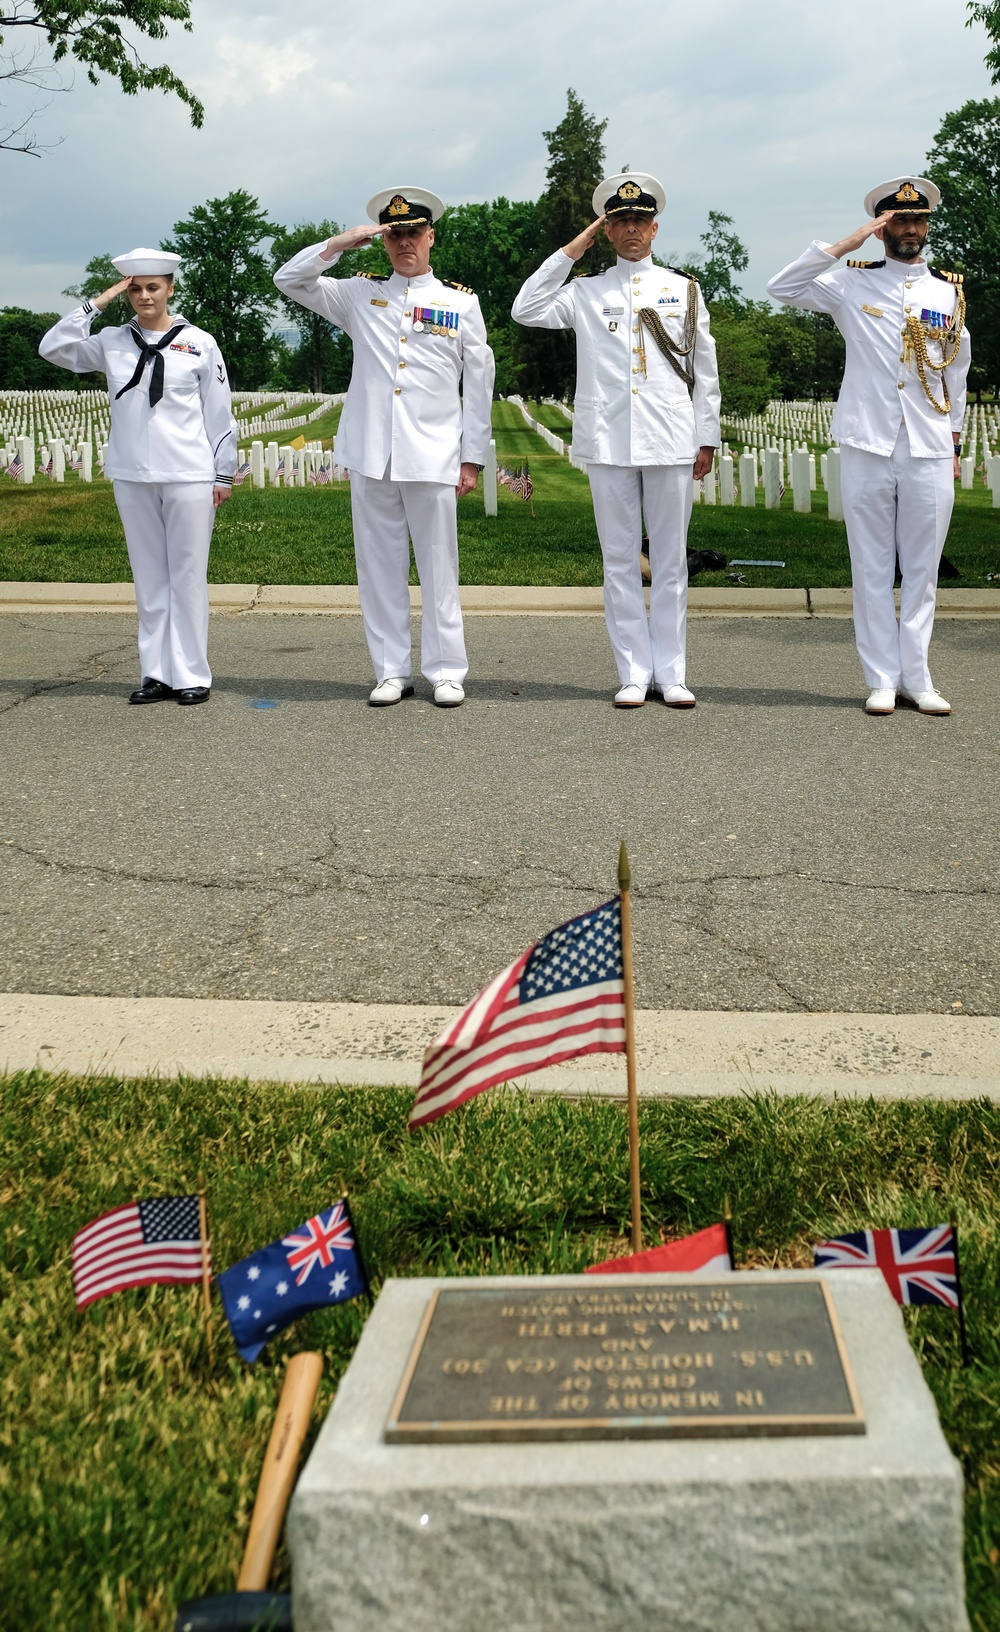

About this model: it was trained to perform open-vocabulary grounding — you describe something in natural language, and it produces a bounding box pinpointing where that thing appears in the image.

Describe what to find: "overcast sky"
[0,0,993,315]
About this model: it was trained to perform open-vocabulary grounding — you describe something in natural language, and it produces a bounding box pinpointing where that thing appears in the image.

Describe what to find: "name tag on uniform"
[602,305,624,316]
[370,298,388,307]
[920,308,953,329]
[169,341,200,353]
[860,304,884,318]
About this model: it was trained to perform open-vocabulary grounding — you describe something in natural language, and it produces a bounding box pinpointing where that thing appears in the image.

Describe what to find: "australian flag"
[218,1198,368,1362]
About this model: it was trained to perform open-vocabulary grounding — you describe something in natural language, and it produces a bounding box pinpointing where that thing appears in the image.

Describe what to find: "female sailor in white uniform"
[39,247,237,704]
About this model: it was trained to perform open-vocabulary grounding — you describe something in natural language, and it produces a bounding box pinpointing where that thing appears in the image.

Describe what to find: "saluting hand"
[828,213,896,260]
[321,224,390,260]
[93,278,131,311]
[562,216,607,262]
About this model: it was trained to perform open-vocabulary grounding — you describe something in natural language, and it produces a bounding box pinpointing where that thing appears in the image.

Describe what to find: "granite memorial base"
[287,1270,968,1632]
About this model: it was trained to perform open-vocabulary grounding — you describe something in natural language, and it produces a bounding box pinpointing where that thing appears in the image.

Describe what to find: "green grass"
[234,402,344,448]
[1,399,997,587]
[1,1073,998,1631]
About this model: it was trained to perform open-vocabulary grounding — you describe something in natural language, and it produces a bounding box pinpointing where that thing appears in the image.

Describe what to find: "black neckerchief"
[115,319,188,407]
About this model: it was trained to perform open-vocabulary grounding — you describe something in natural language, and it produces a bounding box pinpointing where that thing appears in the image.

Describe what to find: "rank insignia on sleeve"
[930,267,963,285]
[441,278,474,294]
[354,271,389,281]
[847,258,886,269]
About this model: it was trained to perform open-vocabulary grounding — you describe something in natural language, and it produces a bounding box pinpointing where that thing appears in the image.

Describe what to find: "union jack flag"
[217,1197,368,1363]
[283,1201,355,1286]
[814,1225,959,1308]
[410,897,625,1129]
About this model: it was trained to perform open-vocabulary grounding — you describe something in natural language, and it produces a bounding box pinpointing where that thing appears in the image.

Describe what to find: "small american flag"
[41,455,54,478]
[4,451,22,479]
[814,1225,958,1308]
[316,462,332,485]
[410,897,625,1129]
[509,462,533,501]
[233,458,251,486]
[72,1196,206,1310]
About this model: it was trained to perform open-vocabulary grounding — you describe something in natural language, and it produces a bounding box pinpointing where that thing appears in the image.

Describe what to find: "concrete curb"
[2,993,997,1100]
[2,582,1000,617]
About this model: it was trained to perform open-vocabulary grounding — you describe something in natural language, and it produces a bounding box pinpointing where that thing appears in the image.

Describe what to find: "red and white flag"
[72,1196,207,1309]
[410,897,625,1129]
[586,1221,733,1276]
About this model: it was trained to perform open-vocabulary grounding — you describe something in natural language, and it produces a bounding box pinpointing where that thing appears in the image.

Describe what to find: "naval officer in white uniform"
[767,178,970,715]
[274,188,495,707]
[39,248,237,704]
[512,173,720,708]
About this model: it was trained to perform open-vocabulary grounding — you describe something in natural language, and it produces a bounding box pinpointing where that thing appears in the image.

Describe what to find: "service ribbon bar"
[412,307,459,337]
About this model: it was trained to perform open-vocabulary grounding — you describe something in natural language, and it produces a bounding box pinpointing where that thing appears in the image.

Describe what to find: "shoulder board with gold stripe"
[930,266,963,285]
[354,271,388,282]
[441,278,474,295]
[846,258,886,269]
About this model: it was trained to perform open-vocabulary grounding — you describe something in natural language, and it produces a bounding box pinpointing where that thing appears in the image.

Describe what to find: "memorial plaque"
[385,1277,864,1442]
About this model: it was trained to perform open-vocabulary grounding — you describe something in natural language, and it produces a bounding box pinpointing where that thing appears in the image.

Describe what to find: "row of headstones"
[3,435,98,482]
[238,441,348,487]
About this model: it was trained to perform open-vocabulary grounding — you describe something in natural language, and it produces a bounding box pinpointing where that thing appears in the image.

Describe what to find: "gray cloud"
[0,0,992,312]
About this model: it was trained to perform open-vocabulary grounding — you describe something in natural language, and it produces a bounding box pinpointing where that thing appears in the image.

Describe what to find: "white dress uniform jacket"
[273,243,495,482]
[511,250,720,464]
[766,242,970,456]
[38,302,237,483]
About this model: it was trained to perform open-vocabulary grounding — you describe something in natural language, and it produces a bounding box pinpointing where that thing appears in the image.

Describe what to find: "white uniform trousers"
[349,468,468,685]
[840,422,954,693]
[587,463,692,689]
[113,481,215,689]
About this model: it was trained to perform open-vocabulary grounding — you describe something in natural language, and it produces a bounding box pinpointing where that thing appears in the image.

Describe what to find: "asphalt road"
[1,611,997,1014]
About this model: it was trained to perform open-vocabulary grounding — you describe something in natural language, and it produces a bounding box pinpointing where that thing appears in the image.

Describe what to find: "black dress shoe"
[129,678,174,704]
[175,686,211,706]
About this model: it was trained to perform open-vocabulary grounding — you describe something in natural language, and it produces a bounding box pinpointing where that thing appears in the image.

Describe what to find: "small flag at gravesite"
[813,1224,958,1308]
[4,451,22,479]
[410,896,626,1129]
[586,1220,733,1277]
[218,1198,368,1363]
[316,462,332,485]
[72,1195,207,1309]
[233,457,251,486]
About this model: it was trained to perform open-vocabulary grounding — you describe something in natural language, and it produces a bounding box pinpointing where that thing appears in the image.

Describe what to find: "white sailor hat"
[593,172,666,218]
[366,187,445,227]
[111,247,182,277]
[864,177,941,217]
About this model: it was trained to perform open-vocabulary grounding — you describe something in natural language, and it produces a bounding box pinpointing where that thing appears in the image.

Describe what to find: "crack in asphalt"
[0,638,136,717]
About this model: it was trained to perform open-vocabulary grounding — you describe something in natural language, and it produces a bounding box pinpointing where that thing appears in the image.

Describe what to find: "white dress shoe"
[614,683,647,708]
[899,687,951,715]
[433,679,465,707]
[865,688,896,715]
[369,677,414,707]
[659,683,696,708]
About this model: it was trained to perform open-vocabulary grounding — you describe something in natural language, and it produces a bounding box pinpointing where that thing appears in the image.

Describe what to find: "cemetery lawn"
[2,1072,999,1632]
[0,397,997,587]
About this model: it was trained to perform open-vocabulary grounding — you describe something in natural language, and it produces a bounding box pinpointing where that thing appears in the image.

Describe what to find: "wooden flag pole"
[619,842,641,1253]
[198,1189,212,1323]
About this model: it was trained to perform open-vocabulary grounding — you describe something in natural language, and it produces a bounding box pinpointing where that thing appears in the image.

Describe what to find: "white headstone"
[791,447,811,513]
[739,452,756,507]
[826,447,844,521]
[719,454,735,506]
[762,447,782,509]
[250,440,265,489]
[484,439,498,517]
[960,456,974,490]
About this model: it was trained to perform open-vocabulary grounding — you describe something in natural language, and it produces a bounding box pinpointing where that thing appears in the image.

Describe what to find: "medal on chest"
[411,306,459,337]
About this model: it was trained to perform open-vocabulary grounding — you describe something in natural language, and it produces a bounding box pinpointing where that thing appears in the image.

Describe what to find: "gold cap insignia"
[388,195,410,216]
[619,181,641,200]
[896,182,920,203]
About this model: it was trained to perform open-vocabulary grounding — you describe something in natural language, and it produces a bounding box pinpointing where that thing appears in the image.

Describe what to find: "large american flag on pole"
[410,897,625,1129]
[814,1225,959,1308]
[72,1196,206,1309]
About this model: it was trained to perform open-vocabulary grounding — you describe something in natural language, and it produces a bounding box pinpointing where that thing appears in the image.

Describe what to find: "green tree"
[926,96,1000,395]
[761,308,845,400]
[0,1,202,156]
[270,219,348,392]
[967,1,1000,80]
[522,88,611,399]
[62,252,131,330]
[0,305,96,386]
[696,211,749,306]
[432,198,542,394]
[708,305,773,416]
[164,190,277,388]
